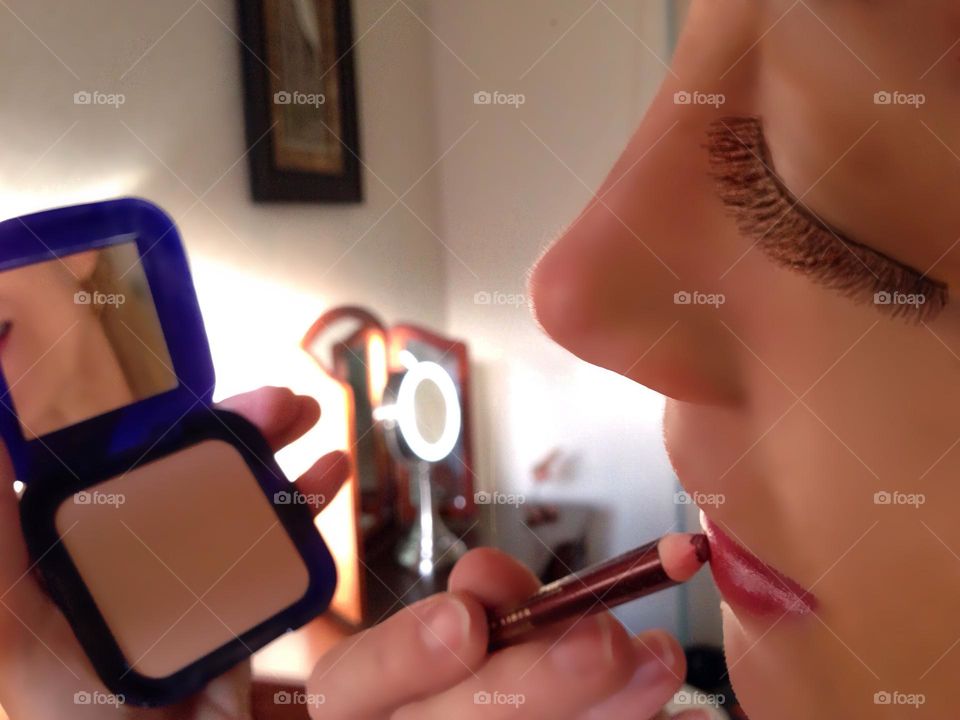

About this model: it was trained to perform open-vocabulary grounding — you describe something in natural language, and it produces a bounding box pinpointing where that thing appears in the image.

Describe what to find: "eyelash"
[705,116,948,322]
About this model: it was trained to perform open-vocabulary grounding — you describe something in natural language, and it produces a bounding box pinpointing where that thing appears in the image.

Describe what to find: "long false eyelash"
[705,116,948,323]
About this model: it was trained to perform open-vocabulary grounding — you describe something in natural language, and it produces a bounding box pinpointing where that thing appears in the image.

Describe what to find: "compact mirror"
[0,242,176,438]
[2,199,337,707]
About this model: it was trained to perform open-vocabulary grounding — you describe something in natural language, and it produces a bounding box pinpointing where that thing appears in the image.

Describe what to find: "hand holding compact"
[0,387,350,720]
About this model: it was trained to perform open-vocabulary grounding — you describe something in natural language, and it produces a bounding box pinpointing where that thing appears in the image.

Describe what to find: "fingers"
[218,387,351,514]
[308,549,685,720]
[448,547,541,607]
[294,451,351,515]
[306,592,489,719]
[669,712,717,720]
[396,612,638,720]
[217,386,321,450]
[648,711,717,720]
[581,630,687,719]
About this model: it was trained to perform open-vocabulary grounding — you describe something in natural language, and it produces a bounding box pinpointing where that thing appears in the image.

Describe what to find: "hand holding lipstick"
[307,533,710,720]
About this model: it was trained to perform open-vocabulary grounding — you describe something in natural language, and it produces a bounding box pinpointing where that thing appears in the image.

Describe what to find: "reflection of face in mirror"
[0,243,177,438]
[413,379,446,445]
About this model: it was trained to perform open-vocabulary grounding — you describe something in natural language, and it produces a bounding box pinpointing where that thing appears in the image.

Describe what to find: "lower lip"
[702,514,817,617]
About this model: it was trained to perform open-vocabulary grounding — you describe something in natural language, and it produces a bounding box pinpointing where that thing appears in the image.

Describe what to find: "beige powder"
[56,439,310,678]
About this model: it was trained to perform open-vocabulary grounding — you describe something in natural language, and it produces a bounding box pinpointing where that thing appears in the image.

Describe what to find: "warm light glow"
[0,178,143,221]
[366,332,387,406]
[189,256,362,673]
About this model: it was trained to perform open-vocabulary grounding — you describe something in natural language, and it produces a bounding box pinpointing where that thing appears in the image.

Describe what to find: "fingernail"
[629,632,678,686]
[196,672,246,720]
[420,596,471,652]
[550,614,615,674]
[678,712,713,720]
[641,631,676,668]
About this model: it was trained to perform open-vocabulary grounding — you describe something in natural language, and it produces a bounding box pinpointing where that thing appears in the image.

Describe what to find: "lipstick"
[701,515,816,616]
[488,532,710,649]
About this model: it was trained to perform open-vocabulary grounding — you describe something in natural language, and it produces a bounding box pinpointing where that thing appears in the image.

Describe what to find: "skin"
[0,251,133,437]
[529,1,960,718]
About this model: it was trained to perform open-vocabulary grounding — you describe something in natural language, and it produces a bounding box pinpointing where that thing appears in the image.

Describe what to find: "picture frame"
[236,0,363,202]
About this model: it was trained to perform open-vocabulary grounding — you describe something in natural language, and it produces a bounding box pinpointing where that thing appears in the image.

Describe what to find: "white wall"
[0,0,449,365]
[424,0,714,639]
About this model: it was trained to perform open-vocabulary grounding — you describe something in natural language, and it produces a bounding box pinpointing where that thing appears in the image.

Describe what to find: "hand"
[0,386,351,720]
[307,548,700,720]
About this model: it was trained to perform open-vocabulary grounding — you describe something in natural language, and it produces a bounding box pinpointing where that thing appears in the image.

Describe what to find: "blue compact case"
[0,198,337,707]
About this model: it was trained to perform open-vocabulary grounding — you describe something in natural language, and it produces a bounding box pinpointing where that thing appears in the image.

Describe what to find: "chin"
[720,603,809,720]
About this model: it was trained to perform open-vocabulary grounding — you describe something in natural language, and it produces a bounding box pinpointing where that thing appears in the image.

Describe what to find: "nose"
[528,108,744,406]
[528,0,767,406]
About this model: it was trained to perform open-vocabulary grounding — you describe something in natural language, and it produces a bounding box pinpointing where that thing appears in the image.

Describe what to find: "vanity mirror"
[301,307,476,620]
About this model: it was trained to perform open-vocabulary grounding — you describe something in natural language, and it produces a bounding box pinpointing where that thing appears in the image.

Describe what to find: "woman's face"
[530,1,960,717]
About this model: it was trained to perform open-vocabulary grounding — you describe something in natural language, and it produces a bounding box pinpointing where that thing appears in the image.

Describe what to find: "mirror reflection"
[0,242,177,438]
[413,379,446,445]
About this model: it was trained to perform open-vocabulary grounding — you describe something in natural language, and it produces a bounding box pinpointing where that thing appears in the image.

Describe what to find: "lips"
[702,512,817,617]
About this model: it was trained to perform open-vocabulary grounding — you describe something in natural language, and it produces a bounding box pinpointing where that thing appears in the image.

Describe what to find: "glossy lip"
[701,511,817,617]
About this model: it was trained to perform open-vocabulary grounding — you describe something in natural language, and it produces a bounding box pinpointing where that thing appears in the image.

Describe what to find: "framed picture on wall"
[236,0,363,202]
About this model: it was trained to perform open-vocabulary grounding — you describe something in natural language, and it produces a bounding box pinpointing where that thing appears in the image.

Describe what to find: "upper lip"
[701,511,818,616]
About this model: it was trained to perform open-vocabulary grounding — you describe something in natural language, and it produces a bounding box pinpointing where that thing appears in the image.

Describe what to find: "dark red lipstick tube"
[488,533,710,650]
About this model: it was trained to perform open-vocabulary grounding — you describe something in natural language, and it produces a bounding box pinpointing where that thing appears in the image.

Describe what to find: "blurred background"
[0,0,732,715]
